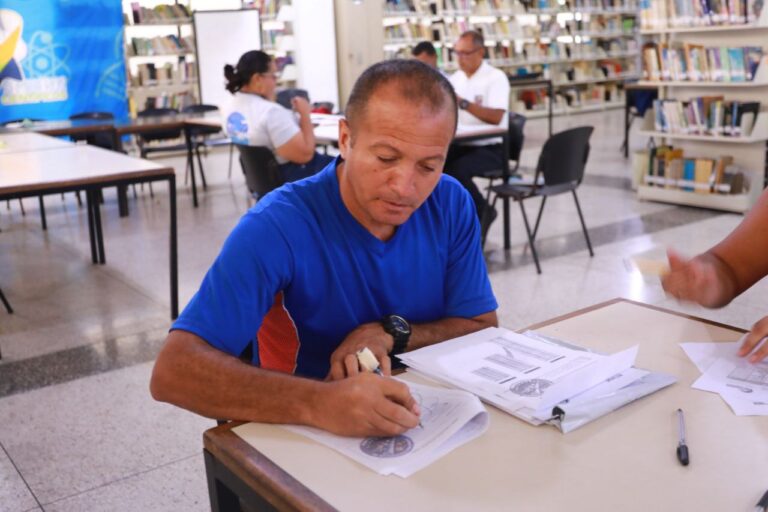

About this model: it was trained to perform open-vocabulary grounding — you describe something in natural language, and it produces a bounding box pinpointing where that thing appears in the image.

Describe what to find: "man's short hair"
[412,41,437,57]
[345,59,458,136]
[459,30,484,49]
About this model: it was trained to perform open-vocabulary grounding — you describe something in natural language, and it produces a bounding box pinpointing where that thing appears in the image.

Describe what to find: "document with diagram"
[279,381,488,478]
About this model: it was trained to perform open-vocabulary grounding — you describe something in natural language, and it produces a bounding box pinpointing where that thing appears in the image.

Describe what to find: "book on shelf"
[643,43,763,81]
[643,147,747,193]
[130,2,190,24]
[652,97,761,136]
[640,0,764,28]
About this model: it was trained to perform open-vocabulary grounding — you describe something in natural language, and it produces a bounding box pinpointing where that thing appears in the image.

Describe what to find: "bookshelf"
[123,2,199,114]
[382,0,641,118]
[258,0,298,86]
[636,0,768,212]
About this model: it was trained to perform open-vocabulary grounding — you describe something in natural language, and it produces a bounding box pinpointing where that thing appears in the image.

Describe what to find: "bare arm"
[328,311,499,380]
[150,330,419,436]
[459,96,505,125]
[274,97,316,164]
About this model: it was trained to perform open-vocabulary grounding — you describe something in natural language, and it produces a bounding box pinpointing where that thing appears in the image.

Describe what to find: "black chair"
[236,145,285,201]
[485,126,595,273]
[69,111,117,150]
[136,107,185,158]
[182,104,232,186]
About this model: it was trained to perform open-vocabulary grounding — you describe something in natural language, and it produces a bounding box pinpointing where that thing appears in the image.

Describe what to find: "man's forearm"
[407,311,498,352]
[465,102,505,125]
[151,332,320,425]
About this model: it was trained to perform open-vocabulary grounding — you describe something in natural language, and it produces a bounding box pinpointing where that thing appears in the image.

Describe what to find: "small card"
[626,257,669,277]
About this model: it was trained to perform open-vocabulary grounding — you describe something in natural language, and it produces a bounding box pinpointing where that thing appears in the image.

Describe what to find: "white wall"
[292,0,339,109]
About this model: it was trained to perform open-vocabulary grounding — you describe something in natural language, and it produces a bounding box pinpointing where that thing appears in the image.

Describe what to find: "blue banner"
[0,0,128,123]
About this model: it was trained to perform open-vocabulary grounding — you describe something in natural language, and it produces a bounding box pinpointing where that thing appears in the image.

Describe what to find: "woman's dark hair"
[223,50,271,94]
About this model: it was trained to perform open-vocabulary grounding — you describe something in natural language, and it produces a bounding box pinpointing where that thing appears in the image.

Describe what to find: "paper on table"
[283,381,488,478]
[680,341,742,373]
[693,358,768,415]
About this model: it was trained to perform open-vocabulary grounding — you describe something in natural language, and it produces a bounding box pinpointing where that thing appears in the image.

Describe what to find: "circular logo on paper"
[360,435,414,458]
[226,111,249,144]
[510,378,553,397]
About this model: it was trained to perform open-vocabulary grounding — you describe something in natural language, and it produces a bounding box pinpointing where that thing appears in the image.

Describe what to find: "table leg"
[168,176,178,319]
[86,190,98,264]
[38,195,47,231]
[500,134,511,250]
[547,80,553,137]
[204,450,242,512]
[624,92,630,159]
[185,126,199,208]
[92,189,106,264]
[117,185,129,217]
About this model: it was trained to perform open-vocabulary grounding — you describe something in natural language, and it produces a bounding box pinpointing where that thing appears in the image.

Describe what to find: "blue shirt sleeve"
[171,208,294,357]
[442,180,498,318]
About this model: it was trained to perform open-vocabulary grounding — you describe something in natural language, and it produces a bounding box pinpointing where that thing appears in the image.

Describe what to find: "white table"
[203,299,768,512]
[0,132,72,154]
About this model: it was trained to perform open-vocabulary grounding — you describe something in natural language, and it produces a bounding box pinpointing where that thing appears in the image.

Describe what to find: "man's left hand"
[328,322,393,381]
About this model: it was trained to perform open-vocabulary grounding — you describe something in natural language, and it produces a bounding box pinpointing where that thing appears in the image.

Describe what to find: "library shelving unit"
[258,0,298,87]
[123,1,200,114]
[635,2,768,213]
[382,0,641,118]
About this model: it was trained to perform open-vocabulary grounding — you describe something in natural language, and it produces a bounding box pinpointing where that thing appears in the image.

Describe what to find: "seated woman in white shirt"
[223,50,333,182]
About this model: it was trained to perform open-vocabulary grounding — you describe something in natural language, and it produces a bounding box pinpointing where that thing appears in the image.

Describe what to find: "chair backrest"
[276,88,309,110]
[508,112,526,162]
[182,104,219,114]
[70,111,114,121]
[534,126,594,187]
[236,145,284,199]
[137,107,181,142]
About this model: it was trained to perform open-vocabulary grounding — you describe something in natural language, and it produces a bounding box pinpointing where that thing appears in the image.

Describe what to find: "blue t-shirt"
[172,158,497,379]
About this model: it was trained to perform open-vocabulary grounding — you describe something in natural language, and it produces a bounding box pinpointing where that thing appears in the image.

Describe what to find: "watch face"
[389,315,410,335]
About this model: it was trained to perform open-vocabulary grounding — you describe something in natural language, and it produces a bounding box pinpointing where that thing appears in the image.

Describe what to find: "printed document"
[398,327,638,423]
[281,381,488,478]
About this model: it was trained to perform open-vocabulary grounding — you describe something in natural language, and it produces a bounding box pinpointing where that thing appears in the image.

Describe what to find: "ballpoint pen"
[356,347,422,428]
[754,489,768,512]
[676,408,689,466]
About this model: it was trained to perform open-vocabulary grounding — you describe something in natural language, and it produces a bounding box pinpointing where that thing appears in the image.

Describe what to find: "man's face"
[414,52,437,69]
[337,84,455,241]
[454,36,483,75]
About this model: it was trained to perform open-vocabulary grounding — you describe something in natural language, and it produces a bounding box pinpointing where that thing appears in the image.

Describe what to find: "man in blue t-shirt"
[151,59,498,438]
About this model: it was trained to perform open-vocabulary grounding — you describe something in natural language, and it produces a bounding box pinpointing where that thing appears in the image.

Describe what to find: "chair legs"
[572,190,594,257]
[38,196,47,230]
[532,196,547,241]
[518,200,542,274]
[227,143,234,179]
[0,285,13,314]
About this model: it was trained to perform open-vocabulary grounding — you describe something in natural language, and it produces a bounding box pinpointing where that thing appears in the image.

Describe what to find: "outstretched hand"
[312,373,420,437]
[661,249,731,308]
[739,316,768,363]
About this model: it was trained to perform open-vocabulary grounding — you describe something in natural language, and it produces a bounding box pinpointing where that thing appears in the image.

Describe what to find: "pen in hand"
[356,347,422,429]
[676,408,689,466]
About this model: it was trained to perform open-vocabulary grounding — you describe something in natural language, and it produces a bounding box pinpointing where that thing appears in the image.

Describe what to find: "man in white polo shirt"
[446,30,510,231]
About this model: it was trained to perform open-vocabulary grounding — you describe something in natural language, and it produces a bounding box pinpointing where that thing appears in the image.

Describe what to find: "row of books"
[127,35,195,57]
[386,0,640,16]
[130,62,197,87]
[642,43,762,82]
[652,97,761,136]
[384,23,435,42]
[520,39,637,60]
[128,3,190,24]
[640,0,765,28]
[259,0,288,17]
[643,147,747,194]
[142,91,197,112]
[552,59,639,81]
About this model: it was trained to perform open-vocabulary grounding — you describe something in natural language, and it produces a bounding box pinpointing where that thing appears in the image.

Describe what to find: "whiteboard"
[193,10,261,111]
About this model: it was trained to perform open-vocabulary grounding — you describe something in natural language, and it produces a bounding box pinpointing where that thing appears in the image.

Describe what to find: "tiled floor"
[0,108,760,511]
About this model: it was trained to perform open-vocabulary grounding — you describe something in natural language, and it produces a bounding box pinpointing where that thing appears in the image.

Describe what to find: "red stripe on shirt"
[257,292,300,374]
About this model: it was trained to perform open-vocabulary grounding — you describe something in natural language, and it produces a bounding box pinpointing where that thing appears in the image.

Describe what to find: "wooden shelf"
[637,80,768,87]
[127,18,191,26]
[640,22,768,34]
[638,130,768,143]
[637,185,751,213]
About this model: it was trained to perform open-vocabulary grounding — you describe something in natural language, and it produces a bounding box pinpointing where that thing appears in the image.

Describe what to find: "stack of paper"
[398,327,648,428]
[283,381,488,478]
[681,341,768,416]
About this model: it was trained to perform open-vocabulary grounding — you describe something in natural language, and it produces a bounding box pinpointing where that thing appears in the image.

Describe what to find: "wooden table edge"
[0,166,175,197]
[204,423,335,512]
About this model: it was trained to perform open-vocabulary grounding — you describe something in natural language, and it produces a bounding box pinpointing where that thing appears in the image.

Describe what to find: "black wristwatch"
[459,99,470,110]
[382,314,411,355]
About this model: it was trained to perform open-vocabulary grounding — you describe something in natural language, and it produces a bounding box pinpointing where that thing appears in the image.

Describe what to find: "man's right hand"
[661,250,734,308]
[310,373,420,437]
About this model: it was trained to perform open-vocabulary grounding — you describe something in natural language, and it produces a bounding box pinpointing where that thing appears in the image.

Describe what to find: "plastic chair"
[69,111,116,150]
[236,145,285,201]
[136,107,185,157]
[485,126,595,273]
